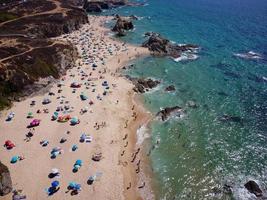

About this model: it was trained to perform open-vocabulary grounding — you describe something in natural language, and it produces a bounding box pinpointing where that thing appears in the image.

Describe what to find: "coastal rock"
[112,16,134,36]
[142,33,199,58]
[0,162,12,196]
[218,114,243,124]
[129,77,160,93]
[144,32,159,37]
[244,180,263,197]
[156,106,184,121]
[165,85,175,92]
[187,100,197,108]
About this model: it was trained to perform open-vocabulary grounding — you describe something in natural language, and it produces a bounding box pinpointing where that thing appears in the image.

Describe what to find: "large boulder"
[142,33,199,58]
[112,16,134,36]
[156,106,185,121]
[165,85,175,92]
[128,77,160,93]
[244,180,263,197]
[0,162,12,196]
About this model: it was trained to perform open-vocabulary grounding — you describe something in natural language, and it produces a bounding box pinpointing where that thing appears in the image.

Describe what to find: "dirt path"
[0,40,66,63]
[0,0,69,27]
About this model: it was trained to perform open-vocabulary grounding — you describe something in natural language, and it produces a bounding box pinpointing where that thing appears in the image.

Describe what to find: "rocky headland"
[0,0,88,109]
[112,16,134,36]
[142,33,199,58]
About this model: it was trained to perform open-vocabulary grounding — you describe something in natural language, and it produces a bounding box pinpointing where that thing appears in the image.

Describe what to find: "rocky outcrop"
[187,100,197,108]
[83,0,127,13]
[156,106,185,121]
[127,77,160,93]
[0,11,88,38]
[244,180,263,197]
[165,85,175,92]
[0,0,88,109]
[112,16,134,36]
[218,114,243,124]
[0,162,12,196]
[142,33,199,58]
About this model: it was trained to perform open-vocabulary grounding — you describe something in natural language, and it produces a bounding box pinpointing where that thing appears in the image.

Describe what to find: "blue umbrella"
[74,184,81,190]
[51,181,59,188]
[70,117,79,125]
[72,144,78,151]
[68,182,76,189]
[75,159,82,166]
[10,156,19,163]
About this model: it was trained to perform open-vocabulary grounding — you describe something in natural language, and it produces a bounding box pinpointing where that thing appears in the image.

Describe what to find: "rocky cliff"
[0,162,12,196]
[83,0,127,13]
[0,0,88,109]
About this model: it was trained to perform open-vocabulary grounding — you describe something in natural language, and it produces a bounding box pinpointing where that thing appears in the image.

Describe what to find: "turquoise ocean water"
[102,0,267,199]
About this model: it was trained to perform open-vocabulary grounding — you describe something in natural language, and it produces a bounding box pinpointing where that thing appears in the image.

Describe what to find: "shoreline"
[0,14,155,200]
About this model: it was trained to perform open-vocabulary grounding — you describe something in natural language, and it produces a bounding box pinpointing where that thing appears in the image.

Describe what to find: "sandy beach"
[0,15,153,200]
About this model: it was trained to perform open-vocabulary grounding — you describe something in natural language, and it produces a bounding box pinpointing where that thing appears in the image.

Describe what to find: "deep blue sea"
[102,0,267,199]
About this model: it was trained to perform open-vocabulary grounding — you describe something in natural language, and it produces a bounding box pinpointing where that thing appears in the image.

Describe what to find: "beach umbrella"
[80,133,86,142]
[51,181,59,188]
[75,159,82,166]
[80,92,88,101]
[27,112,33,118]
[70,117,79,124]
[10,156,19,163]
[68,182,76,189]
[51,168,59,174]
[72,144,78,151]
[73,165,80,171]
[74,184,81,190]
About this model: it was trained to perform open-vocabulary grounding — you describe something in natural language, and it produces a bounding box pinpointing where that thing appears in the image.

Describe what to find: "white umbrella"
[51,168,59,174]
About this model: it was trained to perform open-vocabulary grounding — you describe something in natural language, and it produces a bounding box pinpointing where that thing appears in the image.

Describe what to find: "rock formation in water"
[165,85,175,92]
[0,162,12,196]
[142,33,199,58]
[156,106,184,121]
[125,76,160,93]
[187,100,198,108]
[112,16,134,36]
[218,114,243,124]
[244,180,263,197]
